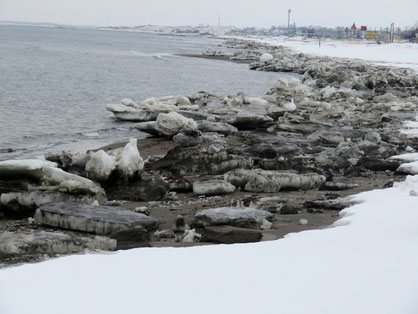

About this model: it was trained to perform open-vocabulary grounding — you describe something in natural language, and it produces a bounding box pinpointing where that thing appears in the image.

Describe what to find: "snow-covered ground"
[1,177,418,314]
[235,36,418,71]
[1,36,418,314]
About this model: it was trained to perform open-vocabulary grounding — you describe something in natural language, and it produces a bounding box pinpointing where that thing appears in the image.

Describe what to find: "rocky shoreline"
[1,38,417,268]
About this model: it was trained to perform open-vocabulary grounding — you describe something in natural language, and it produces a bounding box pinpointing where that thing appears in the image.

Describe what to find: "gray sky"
[0,0,417,29]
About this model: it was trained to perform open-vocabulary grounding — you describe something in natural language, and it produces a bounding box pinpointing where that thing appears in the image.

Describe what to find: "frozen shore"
[1,36,418,313]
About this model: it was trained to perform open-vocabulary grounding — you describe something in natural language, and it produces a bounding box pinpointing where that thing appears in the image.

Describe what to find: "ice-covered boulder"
[194,207,273,229]
[259,53,273,63]
[155,111,198,136]
[117,138,144,178]
[85,150,116,181]
[193,180,236,196]
[35,202,159,235]
[224,169,326,193]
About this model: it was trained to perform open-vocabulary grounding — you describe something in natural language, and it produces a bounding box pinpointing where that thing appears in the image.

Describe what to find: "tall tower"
[288,9,291,32]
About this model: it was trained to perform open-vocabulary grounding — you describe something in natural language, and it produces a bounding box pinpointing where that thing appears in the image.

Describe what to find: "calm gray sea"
[0,25,290,160]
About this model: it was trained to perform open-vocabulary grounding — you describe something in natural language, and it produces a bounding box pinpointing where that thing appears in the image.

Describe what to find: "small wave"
[81,132,99,137]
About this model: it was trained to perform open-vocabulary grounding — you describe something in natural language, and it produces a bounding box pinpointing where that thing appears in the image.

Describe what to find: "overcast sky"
[0,0,417,29]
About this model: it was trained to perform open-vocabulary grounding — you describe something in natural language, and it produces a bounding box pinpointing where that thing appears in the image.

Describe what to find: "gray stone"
[35,202,159,235]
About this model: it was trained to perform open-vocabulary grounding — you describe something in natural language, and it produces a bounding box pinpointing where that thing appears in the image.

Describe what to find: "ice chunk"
[283,98,296,111]
[259,53,273,63]
[85,150,116,181]
[42,166,104,196]
[180,229,201,243]
[117,138,144,178]
[155,111,198,136]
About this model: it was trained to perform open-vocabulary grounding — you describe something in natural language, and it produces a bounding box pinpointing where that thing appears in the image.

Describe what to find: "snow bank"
[1,177,418,314]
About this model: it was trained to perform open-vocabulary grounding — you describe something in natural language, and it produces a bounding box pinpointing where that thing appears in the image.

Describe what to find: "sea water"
[0,25,292,160]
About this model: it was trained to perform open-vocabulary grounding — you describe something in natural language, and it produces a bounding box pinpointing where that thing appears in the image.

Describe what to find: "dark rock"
[200,225,262,244]
[319,181,359,191]
[104,175,168,202]
[304,198,354,211]
[356,157,400,172]
[279,204,300,215]
[110,226,150,249]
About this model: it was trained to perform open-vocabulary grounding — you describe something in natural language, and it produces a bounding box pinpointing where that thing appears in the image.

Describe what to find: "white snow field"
[237,36,418,71]
[1,177,418,314]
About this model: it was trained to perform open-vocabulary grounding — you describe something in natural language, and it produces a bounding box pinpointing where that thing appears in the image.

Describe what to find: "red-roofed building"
[351,23,357,30]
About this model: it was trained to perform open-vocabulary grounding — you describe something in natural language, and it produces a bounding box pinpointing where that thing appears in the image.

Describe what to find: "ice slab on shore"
[1,191,100,211]
[225,169,325,192]
[34,202,158,235]
[0,231,116,255]
[193,180,236,196]
[106,104,158,122]
[194,207,273,229]
[0,159,57,179]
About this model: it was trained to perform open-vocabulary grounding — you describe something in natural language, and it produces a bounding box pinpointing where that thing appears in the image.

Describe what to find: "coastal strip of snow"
[1,176,418,314]
[231,36,418,71]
